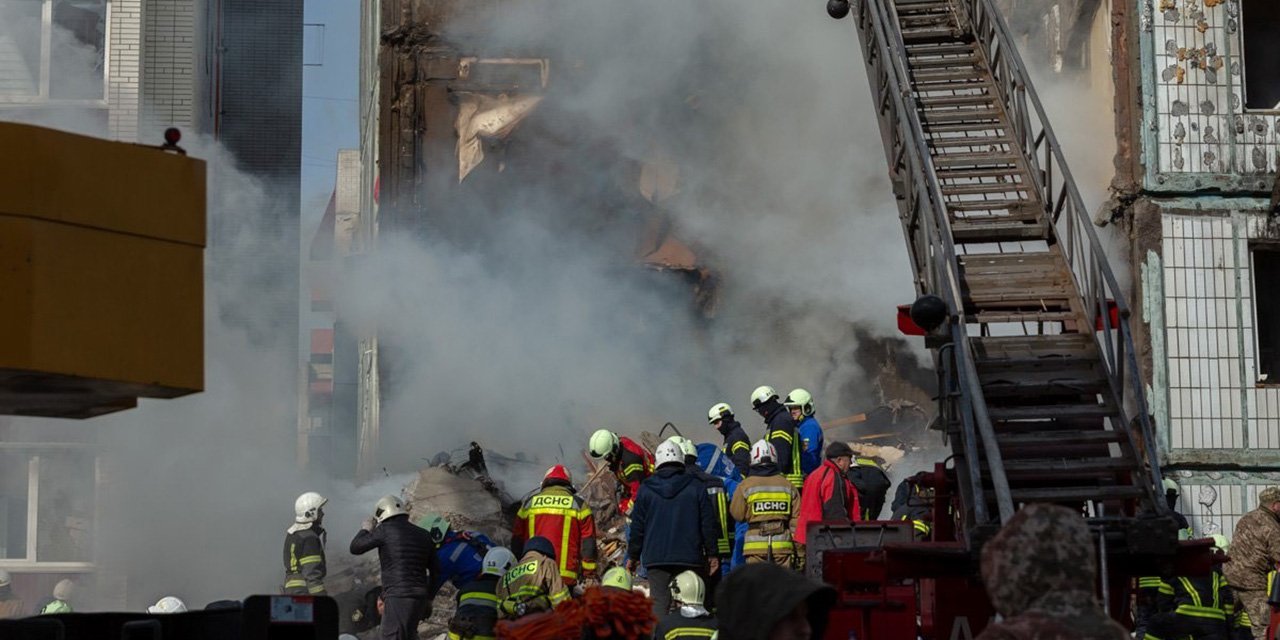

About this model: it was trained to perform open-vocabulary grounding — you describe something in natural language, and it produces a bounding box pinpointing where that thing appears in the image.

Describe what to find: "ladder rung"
[988,403,1118,420]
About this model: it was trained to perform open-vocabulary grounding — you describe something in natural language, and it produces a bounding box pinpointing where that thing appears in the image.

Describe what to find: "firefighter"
[709,402,751,477]
[1223,486,1280,640]
[729,440,800,568]
[891,474,933,540]
[0,569,26,618]
[350,495,442,640]
[670,436,733,604]
[38,580,74,614]
[653,571,717,640]
[1165,478,1196,540]
[418,512,495,588]
[796,442,861,568]
[628,440,721,619]
[1144,534,1232,640]
[784,388,824,477]
[750,386,802,490]
[588,429,654,517]
[512,465,599,588]
[846,455,891,520]
[497,536,569,619]
[447,547,515,640]
[284,491,328,596]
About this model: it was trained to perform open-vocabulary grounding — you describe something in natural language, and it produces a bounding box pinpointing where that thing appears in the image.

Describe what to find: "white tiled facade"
[1173,476,1280,538]
[141,0,196,132]
[108,0,144,141]
[1152,210,1280,454]
[1145,0,1280,179]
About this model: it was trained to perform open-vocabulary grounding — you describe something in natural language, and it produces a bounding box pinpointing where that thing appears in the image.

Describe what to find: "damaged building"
[1108,0,1280,534]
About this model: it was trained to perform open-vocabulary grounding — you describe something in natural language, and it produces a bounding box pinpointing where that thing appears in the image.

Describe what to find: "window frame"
[0,443,99,572]
[0,0,110,108]
[1239,0,1280,113]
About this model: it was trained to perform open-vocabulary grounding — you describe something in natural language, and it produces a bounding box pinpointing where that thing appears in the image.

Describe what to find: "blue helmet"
[524,536,556,560]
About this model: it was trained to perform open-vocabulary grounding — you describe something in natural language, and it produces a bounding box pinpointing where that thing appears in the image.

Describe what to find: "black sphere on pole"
[827,0,851,19]
[909,294,948,332]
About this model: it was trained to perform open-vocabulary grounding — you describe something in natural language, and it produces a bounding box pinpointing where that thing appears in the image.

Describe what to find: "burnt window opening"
[1241,0,1280,110]
[1253,246,1280,384]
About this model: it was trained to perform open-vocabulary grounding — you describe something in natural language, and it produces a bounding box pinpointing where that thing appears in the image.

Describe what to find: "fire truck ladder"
[842,0,1176,550]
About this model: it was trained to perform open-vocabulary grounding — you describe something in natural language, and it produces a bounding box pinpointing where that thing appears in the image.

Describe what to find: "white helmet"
[749,439,776,466]
[1162,478,1180,495]
[482,547,517,577]
[671,570,705,606]
[295,492,328,524]
[784,389,815,418]
[374,495,407,523]
[655,440,684,468]
[666,436,697,461]
[588,429,620,460]
[148,596,188,614]
[707,403,733,423]
[0,569,10,588]
[750,386,778,409]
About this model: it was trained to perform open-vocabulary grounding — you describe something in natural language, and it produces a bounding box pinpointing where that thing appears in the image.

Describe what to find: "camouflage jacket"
[1222,507,1280,591]
[977,504,1129,640]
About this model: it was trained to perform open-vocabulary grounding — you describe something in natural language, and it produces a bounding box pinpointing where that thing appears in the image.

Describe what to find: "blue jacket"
[437,530,494,588]
[628,466,719,568]
[696,443,743,485]
[797,416,824,476]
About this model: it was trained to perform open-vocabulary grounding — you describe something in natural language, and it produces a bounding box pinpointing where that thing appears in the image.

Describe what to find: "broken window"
[1253,246,1280,384]
[0,0,106,102]
[0,452,30,559]
[1241,0,1280,110]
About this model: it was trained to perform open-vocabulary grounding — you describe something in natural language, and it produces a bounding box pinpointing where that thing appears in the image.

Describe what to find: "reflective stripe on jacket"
[513,485,598,583]
[613,437,654,515]
[496,553,568,619]
[729,467,798,557]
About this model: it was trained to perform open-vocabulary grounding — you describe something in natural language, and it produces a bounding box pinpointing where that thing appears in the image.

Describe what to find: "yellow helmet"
[708,403,733,423]
[589,429,620,460]
[671,571,705,606]
[784,389,815,417]
[602,567,632,590]
[750,386,778,409]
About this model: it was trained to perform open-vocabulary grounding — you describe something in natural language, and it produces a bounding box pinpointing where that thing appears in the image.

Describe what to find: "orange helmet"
[543,465,573,486]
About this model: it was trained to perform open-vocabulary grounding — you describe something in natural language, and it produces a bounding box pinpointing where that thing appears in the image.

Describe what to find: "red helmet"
[543,465,573,486]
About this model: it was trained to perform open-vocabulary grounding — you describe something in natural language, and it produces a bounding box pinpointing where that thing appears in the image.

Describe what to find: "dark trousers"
[382,596,429,640]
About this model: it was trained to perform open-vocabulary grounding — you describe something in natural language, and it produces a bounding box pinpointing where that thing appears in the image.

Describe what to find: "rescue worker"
[0,569,26,618]
[447,547,514,640]
[588,429,654,517]
[729,440,800,568]
[629,440,721,619]
[497,536,569,619]
[418,512,495,588]
[148,596,188,614]
[671,436,733,604]
[750,386,802,490]
[1222,486,1280,640]
[1166,478,1196,540]
[715,562,837,640]
[784,389,824,477]
[796,442,861,568]
[512,465,599,588]
[891,474,933,540]
[653,571,717,640]
[1144,533,1232,640]
[1135,574,1177,640]
[709,402,752,477]
[601,567,633,593]
[284,491,328,596]
[38,580,74,615]
[976,503,1129,640]
[350,495,442,640]
[846,456,891,520]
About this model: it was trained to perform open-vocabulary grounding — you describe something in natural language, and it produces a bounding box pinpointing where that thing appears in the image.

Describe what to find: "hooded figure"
[715,562,836,640]
[975,504,1129,640]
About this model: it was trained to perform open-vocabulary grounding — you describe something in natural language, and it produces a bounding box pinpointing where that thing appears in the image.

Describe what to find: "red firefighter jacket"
[795,460,860,545]
[513,485,598,585]
[612,437,654,516]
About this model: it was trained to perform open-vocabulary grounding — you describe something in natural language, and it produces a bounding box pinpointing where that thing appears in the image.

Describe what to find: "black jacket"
[349,514,442,598]
[283,525,327,595]
[847,461,891,520]
[716,417,752,477]
[686,461,734,558]
[653,611,717,640]
[628,466,719,568]
[760,401,801,486]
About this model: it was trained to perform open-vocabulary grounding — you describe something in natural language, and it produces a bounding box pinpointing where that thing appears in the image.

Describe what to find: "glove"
[626,558,639,574]
[362,517,376,532]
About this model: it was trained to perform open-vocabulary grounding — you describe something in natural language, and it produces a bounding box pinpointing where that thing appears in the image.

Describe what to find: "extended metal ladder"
[841,0,1177,551]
